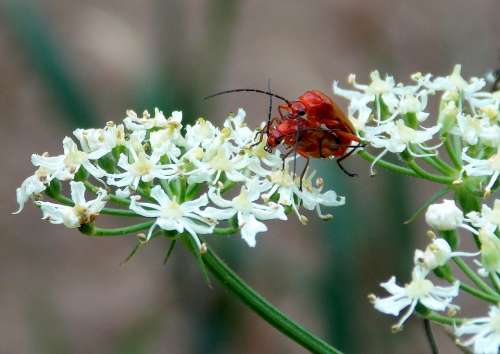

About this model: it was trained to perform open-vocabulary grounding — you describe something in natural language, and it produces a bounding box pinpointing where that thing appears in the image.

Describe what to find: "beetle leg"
[299,157,310,191]
[336,141,365,177]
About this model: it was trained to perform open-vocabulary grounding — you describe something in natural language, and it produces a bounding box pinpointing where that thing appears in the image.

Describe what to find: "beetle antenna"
[266,79,272,135]
[204,88,291,105]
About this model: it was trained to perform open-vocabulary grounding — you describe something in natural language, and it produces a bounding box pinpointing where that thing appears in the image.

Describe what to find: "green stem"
[453,257,497,296]
[418,311,465,326]
[357,150,418,177]
[422,154,456,176]
[444,135,462,169]
[82,221,155,236]
[459,283,500,304]
[403,158,455,185]
[489,273,500,294]
[202,248,342,354]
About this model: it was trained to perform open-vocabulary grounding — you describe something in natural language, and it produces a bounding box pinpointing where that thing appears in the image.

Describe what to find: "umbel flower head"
[15,107,346,248]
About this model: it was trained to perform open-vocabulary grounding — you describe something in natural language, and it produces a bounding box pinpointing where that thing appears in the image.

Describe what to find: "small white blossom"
[467,200,500,234]
[204,183,287,247]
[129,185,215,243]
[14,167,53,213]
[73,123,125,156]
[31,137,106,181]
[414,238,478,271]
[455,305,500,354]
[186,144,249,184]
[107,138,178,189]
[462,148,500,194]
[36,181,107,228]
[124,108,181,131]
[430,65,486,107]
[371,267,460,331]
[298,173,345,222]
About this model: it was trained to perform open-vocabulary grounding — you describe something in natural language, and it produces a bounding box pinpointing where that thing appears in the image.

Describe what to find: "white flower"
[371,267,460,331]
[107,139,178,189]
[184,117,219,150]
[298,173,345,222]
[333,71,400,122]
[430,65,486,106]
[365,119,441,174]
[36,181,107,228]
[455,305,500,354]
[31,137,106,181]
[414,238,478,271]
[370,120,440,154]
[204,183,287,247]
[467,200,500,233]
[149,128,182,161]
[223,109,254,148]
[455,114,484,146]
[124,108,181,131]
[186,144,249,184]
[425,199,464,231]
[14,167,53,214]
[462,148,500,194]
[129,185,216,243]
[73,123,125,156]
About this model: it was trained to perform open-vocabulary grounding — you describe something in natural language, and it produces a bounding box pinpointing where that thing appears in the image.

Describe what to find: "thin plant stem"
[357,150,418,177]
[444,135,462,169]
[84,221,155,237]
[403,158,455,185]
[453,257,497,296]
[459,283,500,304]
[201,247,342,354]
[418,311,465,326]
[423,319,439,354]
[489,273,500,294]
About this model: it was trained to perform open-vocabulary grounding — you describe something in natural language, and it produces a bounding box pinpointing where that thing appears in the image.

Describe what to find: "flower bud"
[478,228,500,275]
[425,199,464,231]
[438,101,459,133]
[414,238,452,270]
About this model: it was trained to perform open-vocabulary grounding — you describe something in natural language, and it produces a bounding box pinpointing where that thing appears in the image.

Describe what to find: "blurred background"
[1,0,499,353]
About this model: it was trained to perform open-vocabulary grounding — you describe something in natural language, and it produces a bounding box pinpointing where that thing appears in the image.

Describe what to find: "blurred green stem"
[453,257,497,296]
[201,247,342,354]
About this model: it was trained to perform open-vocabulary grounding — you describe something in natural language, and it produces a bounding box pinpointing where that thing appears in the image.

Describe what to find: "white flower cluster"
[334,65,500,183]
[371,197,500,353]
[15,108,345,248]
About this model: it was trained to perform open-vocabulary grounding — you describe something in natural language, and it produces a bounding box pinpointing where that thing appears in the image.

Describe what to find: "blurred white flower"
[298,173,345,222]
[467,200,500,234]
[455,305,500,354]
[414,238,478,271]
[430,65,486,106]
[370,267,460,331]
[462,148,500,194]
[425,199,464,231]
[36,181,107,228]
